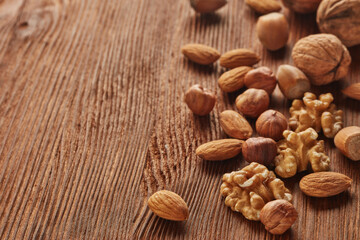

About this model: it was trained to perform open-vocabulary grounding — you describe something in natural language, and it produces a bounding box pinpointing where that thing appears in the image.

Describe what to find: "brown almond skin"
[220,110,253,139]
[220,49,260,69]
[342,83,360,101]
[184,84,216,116]
[148,190,189,221]
[242,137,277,166]
[245,0,282,14]
[218,66,253,92]
[196,139,244,161]
[244,67,277,95]
[190,0,228,13]
[256,110,288,141]
[181,44,220,65]
[300,172,352,197]
[334,126,360,161]
[235,88,270,118]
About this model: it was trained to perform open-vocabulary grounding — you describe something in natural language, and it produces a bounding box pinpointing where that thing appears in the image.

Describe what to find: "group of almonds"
[147,0,360,235]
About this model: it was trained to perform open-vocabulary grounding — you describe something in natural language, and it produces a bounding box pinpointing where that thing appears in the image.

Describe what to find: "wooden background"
[0,0,359,239]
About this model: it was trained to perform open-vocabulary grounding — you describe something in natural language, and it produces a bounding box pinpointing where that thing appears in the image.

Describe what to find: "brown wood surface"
[0,0,359,239]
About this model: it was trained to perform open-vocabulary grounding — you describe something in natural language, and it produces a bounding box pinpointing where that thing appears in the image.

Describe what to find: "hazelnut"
[190,0,228,13]
[334,126,360,161]
[244,67,277,95]
[276,65,311,99]
[242,137,277,166]
[282,0,322,13]
[235,88,269,118]
[256,13,289,51]
[260,200,298,235]
[184,84,216,116]
[256,110,288,141]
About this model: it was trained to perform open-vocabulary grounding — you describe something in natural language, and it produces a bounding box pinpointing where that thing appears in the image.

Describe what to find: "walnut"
[292,34,351,86]
[274,128,330,178]
[317,0,360,47]
[289,92,343,138]
[220,162,292,221]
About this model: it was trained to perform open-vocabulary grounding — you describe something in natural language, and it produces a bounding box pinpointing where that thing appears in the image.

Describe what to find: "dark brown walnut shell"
[282,0,322,13]
[292,34,351,86]
[317,0,360,47]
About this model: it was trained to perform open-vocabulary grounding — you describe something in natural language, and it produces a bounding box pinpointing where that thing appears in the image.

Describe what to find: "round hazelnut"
[242,137,277,166]
[244,67,277,95]
[256,13,289,51]
[190,0,228,13]
[235,88,269,118]
[282,0,322,13]
[184,84,216,116]
[260,200,298,235]
[256,110,288,141]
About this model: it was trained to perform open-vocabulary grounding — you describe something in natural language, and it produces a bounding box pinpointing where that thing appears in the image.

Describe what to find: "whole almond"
[245,0,282,14]
[299,172,352,197]
[218,66,253,92]
[148,190,189,221]
[220,110,253,139]
[342,83,360,101]
[196,139,244,161]
[220,49,260,69]
[181,44,220,65]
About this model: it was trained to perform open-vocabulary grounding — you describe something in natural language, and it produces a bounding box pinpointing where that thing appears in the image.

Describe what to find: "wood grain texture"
[0,0,359,239]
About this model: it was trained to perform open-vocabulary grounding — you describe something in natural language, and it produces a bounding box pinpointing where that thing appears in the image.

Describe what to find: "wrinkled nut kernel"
[317,0,360,47]
[181,44,220,65]
[244,67,277,95]
[220,162,293,221]
[334,126,360,161]
[236,88,270,118]
[289,92,343,138]
[276,65,310,100]
[242,137,277,166]
[282,0,322,13]
[292,34,351,86]
[218,66,253,92]
[196,139,244,161]
[275,128,330,178]
[256,13,289,51]
[184,84,216,116]
[190,0,228,13]
[220,110,253,139]
[245,0,282,14]
[220,49,260,69]
[260,200,298,235]
[256,110,288,141]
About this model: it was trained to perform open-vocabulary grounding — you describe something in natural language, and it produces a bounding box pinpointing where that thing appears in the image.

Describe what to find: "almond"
[220,110,253,139]
[299,172,352,197]
[342,83,360,101]
[181,44,220,65]
[190,0,228,13]
[218,66,253,92]
[245,0,282,14]
[220,49,260,69]
[148,190,189,221]
[196,139,244,161]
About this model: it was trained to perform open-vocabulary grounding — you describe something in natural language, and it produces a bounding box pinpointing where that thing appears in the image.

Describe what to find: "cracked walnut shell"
[220,162,292,221]
[275,128,330,178]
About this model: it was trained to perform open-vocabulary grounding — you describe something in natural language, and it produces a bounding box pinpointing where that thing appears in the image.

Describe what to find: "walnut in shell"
[292,34,351,86]
[220,162,292,221]
[275,128,330,178]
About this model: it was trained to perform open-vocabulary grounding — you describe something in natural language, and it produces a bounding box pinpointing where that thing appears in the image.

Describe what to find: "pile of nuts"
[147,0,360,236]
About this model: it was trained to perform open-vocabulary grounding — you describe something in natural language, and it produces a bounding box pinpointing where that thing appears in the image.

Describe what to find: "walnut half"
[220,162,292,221]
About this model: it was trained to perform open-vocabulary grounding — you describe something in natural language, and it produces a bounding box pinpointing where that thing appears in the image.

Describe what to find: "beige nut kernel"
[342,83,360,101]
[242,137,277,166]
[244,67,277,95]
[218,66,253,92]
[276,65,311,99]
[282,0,322,13]
[220,110,253,139]
[220,49,260,69]
[196,139,244,161]
[256,13,289,51]
[334,126,360,161]
[148,190,189,221]
[260,200,298,235]
[184,84,216,116]
[236,88,270,118]
[190,0,228,13]
[181,43,220,65]
[245,0,282,14]
[256,110,288,141]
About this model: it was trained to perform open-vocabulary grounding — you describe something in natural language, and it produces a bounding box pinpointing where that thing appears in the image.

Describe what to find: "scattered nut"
[244,67,277,95]
[220,49,260,69]
[196,139,244,161]
[282,0,322,13]
[242,137,277,166]
[317,0,360,47]
[190,0,228,13]
[300,172,352,197]
[148,190,189,221]
[220,110,253,139]
[181,43,220,65]
[260,200,298,235]
[292,34,351,86]
[220,162,293,221]
[275,128,330,178]
[236,88,270,118]
[256,13,289,51]
[245,0,282,14]
[342,83,360,101]
[256,110,288,141]
[334,126,360,161]
[184,84,216,116]
[218,66,253,92]
[276,64,311,99]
